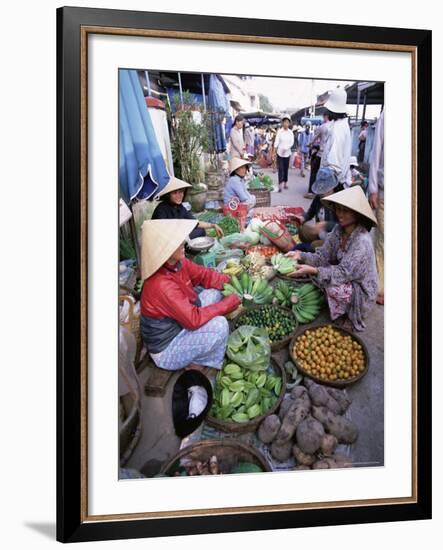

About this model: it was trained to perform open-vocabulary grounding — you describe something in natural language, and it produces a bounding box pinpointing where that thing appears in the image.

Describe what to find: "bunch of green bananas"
[270,253,297,275]
[210,362,281,423]
[273,281,298,308]
[222,272,273,305]
[291,283,325,323]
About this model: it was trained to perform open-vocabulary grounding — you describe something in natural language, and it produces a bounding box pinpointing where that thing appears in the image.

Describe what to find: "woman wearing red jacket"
[139,219,241,371]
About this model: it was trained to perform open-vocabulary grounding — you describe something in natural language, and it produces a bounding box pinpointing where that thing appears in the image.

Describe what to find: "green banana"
[231,275,243,295]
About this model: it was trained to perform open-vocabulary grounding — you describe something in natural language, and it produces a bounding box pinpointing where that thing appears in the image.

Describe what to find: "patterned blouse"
[300,224,378,331]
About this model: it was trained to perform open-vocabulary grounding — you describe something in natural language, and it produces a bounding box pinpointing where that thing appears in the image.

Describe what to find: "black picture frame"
[57,6,432,543]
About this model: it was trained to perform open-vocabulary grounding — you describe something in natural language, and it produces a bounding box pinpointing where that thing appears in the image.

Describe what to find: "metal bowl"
[187,236,215,253]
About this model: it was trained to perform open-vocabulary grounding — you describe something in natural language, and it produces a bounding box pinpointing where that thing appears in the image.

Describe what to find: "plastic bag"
[220,232,256,248]
[227,325,271,371]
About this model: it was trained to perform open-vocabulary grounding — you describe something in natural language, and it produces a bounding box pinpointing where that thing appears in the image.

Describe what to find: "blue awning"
[119,69,170,202]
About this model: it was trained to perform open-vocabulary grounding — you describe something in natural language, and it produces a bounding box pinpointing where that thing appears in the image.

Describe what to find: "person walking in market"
[274,114,295,192]
[320,87,352,189]
[305,144,321,199]
[298,126,312,177]
[286,186,378,332]
[368,109,384,305]
[229,114,246,159]
[139,219,241,372]
[308,112,332,199]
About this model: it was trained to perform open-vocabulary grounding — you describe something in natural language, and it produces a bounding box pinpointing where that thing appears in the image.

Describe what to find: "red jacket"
[141,258,240,331]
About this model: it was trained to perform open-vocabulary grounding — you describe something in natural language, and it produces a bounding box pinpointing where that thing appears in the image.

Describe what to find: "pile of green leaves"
[226,326,271,371]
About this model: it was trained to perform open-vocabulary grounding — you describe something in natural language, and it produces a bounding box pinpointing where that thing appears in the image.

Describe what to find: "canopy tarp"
[119,69,170,202]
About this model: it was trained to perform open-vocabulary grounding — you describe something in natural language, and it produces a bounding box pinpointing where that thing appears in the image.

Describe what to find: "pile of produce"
[271,253,297,275]
[223,273,273,305]
[210,362,281,423]
[242,252,275,281]
[291,283,325,324]
[120,238,136,261]
[291,326,366,383]
[222,258,244,277]
[257,379,357,468]
[235,305,297,344]
[248,176,265,189]
[226,326,270,370]
[218,216,240,236]
[259,174,274,190]
[247,245,280,258]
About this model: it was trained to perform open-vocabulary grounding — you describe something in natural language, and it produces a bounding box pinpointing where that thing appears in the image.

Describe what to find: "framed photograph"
[57,6,432,543]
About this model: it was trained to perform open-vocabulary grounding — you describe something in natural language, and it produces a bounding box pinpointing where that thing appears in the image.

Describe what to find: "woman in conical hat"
[139,219,240,371]
[223,157,256,210]
[152,177,224,238]
[286,186,378,331]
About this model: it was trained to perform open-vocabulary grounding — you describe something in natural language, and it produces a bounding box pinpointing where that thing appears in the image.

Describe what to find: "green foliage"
[259,94,273,113]
[170,91,209,187]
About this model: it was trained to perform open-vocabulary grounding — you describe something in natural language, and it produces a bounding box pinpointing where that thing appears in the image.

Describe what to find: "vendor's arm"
[299,228,337,267]
[185,258,230,290]
[198,221,224,237]
[154,281,240,330]
[315,235,373,286]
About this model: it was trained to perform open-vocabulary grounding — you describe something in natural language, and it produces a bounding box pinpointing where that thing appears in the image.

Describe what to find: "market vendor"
[152,177,224,239]
[293,166,343,246]
[286,186,378,331]
[140,219,241,371]
[223,158,256,210]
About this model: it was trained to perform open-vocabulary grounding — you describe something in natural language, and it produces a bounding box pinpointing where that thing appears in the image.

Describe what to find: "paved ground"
[126,162,384,475]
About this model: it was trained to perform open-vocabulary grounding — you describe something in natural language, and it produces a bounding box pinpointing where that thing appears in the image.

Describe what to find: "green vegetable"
[226,326,271,371]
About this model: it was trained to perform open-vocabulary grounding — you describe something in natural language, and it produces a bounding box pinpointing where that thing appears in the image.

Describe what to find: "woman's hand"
[285,250,302,261]
[292,264,318,277]
[213,224,224,238]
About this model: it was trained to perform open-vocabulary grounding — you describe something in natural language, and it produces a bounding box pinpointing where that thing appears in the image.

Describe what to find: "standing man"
[368,110,384,305]
[358,120,369,163]
[298,126,312,177]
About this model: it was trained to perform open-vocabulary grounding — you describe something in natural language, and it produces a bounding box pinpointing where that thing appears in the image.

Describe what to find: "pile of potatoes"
[257,378,358,469]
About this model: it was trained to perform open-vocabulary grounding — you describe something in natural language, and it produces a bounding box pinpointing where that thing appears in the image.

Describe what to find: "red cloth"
[141,258,240,330]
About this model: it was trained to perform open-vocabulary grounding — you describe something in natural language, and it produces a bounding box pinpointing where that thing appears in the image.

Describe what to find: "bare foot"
[376,293,384,305]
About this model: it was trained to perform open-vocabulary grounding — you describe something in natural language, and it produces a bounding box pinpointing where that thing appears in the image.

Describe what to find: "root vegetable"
[304,378,342,415]
[331,454,352,468]
[290,385,309,401]
[292,445,316,466]
[271,440,293,462]
[313,456,350,469]
[295,415,325,454]
[258,414,281,444]
[276,397,310,444]
[325,387,351,414]
[278,396,294,420]
[312,406,358,444]
[320,434,338,456]
[294,465,311,470]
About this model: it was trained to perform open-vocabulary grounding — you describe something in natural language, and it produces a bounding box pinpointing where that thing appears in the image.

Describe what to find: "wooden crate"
[249,188,271,207]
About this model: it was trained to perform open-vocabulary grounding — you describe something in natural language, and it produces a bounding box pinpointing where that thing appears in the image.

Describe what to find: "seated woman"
[287,186,378,332]
[294,166,343,247]
[152,177,223,239]
[140,219,241,371]
[223,158,256,210]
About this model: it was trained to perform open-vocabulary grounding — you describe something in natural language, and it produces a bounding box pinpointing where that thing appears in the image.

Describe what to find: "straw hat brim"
[140,219,198,279]
[156,177,192,200]
[320,186,377,227]
[229,158,251,176]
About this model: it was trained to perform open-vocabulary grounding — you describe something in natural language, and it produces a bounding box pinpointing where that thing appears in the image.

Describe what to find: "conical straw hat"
[155,177,192,200]
[229,157,251,175]
[140,219,197,279]
[320,186,377,228]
